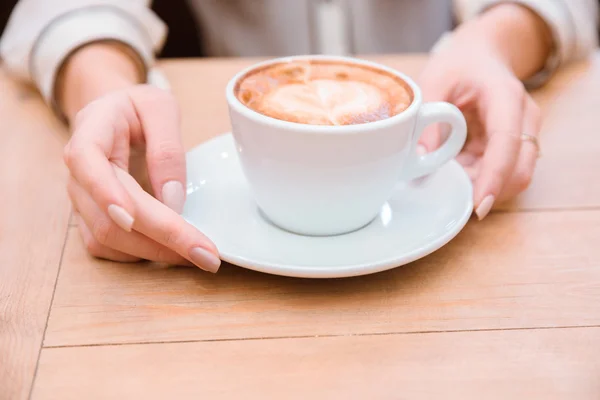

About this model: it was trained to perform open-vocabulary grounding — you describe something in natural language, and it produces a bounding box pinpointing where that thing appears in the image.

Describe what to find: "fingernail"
[107,204,134,232]
[475,195,495,221]
[416,144,427,156]
[189,247,221,273]
[162,180,185,214]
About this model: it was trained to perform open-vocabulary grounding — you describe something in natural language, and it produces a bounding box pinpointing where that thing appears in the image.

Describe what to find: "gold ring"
[521,133,541,157]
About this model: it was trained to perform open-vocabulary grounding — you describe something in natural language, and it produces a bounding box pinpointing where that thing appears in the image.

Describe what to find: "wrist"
[456,3,553,80]
[56,41,146,122]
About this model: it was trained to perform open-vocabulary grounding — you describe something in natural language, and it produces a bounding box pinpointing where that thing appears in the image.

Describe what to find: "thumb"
[129,86,187,214]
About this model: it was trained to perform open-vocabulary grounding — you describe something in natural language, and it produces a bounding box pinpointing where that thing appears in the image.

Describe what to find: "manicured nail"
[162,180,185,214]
[416,144,427,156]
[107,204,134,232]
[475,195,495,221]
[189,247,221,273]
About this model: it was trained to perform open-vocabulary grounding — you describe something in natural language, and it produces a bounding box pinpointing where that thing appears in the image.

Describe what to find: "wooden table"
[2,54,600,400]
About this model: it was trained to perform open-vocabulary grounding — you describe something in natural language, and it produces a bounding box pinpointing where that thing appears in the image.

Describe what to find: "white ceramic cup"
[226,55,467,236]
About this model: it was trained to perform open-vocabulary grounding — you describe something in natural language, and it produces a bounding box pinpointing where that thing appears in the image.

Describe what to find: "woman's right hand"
[64,85,221,273]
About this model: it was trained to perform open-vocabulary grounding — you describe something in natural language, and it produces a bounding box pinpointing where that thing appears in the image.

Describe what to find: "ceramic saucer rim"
[186,133,474,278]
[218,201,472,278]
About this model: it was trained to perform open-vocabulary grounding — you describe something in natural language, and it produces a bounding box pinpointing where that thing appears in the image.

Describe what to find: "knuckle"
[162,224,183,249]
[134,85,178,106]
[152,246,174,263]
[514,169,533,192]
[148,145,183,167]
[145,86,177,104]
[91,218,115,246]
[73,108,89,129]
[490,164,511,181]
[84,236,105,258]
[113,91,132,105]
[63,151,71,168]
[72,101,103,128]
[63,139,86,170]
[63,143,75,167]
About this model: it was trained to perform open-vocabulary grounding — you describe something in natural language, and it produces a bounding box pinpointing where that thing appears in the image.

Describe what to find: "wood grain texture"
[33,327,600,399]
[3,53,600,398]
[45,210,600,347]
[0,70,70,399]
[500,54,600,211]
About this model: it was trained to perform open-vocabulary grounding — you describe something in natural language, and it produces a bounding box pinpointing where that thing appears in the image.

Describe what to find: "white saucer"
[183,134,473,278]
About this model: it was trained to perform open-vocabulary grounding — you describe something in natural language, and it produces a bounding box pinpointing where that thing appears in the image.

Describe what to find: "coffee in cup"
[226,56,467,236]
[235,60,413,126]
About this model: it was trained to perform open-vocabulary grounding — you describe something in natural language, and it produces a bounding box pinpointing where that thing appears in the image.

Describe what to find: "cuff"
[30,6,157,106]
[460,0,573,87]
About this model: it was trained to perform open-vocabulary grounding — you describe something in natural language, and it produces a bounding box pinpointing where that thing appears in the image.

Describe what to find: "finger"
[113,166,221,273]
[418,124,445,154]
[77,216,141,263]
[463,157,482,183]
[129,87,187,214]
[497,96,541,201]
[64,95,139,232]
[72,201,138,262]
[456,151,477,167]
[473,79,526,220]
[461,106,487,156]
[68,177,193,267]
[418,71,454,152]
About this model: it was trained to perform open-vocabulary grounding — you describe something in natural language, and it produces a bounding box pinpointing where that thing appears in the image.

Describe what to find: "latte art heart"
[236,61,413,126]
[263,79,391,125]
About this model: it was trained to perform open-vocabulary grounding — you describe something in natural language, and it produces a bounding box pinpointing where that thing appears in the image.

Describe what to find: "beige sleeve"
[0,0,167,104]
[451,0,599,86]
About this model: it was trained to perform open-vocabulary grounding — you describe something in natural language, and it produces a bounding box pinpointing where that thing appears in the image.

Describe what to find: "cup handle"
[400,102,467,181]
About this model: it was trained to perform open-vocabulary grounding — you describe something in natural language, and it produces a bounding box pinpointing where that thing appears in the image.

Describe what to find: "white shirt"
[0,0,598,107]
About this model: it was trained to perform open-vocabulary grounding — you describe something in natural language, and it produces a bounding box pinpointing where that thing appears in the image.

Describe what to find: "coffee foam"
[235,61,413,126]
